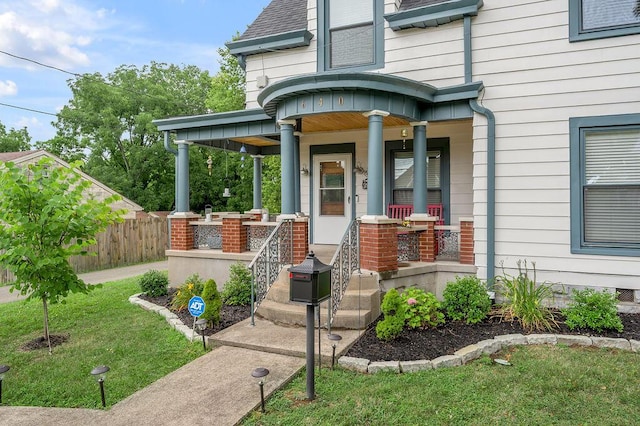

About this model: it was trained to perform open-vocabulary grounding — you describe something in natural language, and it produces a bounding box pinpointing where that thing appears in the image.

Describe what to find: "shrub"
[170,274,205,311]
[563,289,623,333]
[200,279,222,326]
[401,288,444,329]
[497,260,558,331]
[442,276,491,324]
[375,289,406,341]
[138,270,169,297]
[221,263,253,306]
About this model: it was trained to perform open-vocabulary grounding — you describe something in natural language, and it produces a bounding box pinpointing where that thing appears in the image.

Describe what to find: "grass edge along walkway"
[243,344,640,425]
[0,276,203,409]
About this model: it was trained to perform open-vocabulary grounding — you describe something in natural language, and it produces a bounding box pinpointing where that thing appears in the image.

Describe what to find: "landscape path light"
[251,367,270,413]
[327,334,342,370]
[195,319,208,351]
[90,365,110,408]
[0,364,9,405]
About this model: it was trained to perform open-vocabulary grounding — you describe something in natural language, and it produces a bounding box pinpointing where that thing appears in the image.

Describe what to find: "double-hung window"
[569,0,640,41]
[318,0,384,71]
[570,114,640,255]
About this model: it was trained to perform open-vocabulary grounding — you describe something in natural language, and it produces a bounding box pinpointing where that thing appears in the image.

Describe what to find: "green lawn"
[244,345,640,425]
[0,277,203,409]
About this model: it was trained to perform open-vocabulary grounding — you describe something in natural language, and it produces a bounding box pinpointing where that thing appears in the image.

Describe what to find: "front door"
[313,154,352,244]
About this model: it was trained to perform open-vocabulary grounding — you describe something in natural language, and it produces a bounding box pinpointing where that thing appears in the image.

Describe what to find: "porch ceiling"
[301,112,409,133]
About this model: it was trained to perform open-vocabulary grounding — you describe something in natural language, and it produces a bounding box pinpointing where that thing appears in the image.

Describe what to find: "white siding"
[471,0,640,289]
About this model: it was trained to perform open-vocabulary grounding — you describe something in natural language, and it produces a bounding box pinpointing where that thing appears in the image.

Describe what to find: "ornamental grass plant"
[497,260,558,331]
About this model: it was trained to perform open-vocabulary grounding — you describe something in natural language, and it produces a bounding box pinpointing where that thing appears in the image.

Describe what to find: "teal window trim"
[317,0,384,72]
[570,113,640,256]
[569,0,640,42]
[384,138,450,224]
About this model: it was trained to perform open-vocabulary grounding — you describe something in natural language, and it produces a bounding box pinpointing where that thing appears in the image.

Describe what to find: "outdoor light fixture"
[0,364,9,405]
[401,128,409,138]
[251,367,270,413]
[90,365,110,408]
[240,144,247,166]
[300,164,309,176]
[327,334,342,370]
[354,162,367,176]
[195,319,207,351]
[223,187,231,197]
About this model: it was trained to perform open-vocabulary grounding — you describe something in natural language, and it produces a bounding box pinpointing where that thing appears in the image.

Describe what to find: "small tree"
[0,157,124,353]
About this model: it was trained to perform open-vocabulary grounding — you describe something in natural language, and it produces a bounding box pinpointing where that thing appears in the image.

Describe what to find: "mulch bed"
[345,310,640,361]
[140,290,640,362]
[138,288,250,336]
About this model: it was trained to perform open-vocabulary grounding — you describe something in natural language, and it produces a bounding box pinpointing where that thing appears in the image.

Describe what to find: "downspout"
[464,15,496,286]
[164,131,178,249]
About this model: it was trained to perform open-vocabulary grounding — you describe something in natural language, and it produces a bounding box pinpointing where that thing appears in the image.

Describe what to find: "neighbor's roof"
[239,0,454,41]
[0,150,39,162]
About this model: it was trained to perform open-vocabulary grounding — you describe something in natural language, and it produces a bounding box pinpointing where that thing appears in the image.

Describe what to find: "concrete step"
[256,299,378,330]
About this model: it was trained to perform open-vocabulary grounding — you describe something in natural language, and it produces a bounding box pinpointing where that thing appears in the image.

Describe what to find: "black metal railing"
[327,219,360,332]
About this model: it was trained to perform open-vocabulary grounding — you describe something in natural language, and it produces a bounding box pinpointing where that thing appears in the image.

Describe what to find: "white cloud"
[15,116,41,129]
[0,1,115,71]
[0,80,18,97]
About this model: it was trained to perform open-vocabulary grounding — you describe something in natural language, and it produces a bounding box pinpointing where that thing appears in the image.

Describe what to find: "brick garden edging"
[338,333,640,374]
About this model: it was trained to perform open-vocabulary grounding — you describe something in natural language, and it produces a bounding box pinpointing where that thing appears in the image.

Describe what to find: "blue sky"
[0,0,271,143]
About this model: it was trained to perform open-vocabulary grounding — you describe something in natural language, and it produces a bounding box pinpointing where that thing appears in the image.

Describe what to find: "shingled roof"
[237,0,468,41]
[239,0,308,41]
[399,0,451,10]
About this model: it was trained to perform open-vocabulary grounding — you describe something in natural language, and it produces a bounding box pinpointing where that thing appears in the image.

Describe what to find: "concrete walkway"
[0,260,361,426]
[0,260,168,304]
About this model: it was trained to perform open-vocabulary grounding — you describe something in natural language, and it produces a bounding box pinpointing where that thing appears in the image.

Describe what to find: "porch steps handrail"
[328,218,361,331]
[248,218,294,326]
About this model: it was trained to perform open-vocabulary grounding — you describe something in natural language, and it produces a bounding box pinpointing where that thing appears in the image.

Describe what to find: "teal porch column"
[176,140,192,213]
[252,155,264,210]
[363,110,389,216]
[294,134,301,213]
[278,120,297,215]
[411,121,429,214]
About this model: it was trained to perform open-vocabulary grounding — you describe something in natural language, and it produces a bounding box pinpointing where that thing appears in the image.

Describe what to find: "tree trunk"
[42,296,52,355]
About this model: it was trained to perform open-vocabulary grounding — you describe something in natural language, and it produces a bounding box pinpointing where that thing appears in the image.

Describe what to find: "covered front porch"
[154,72,482,324]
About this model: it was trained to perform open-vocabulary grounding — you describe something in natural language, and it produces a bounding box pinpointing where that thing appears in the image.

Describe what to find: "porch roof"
[153,74,483,154]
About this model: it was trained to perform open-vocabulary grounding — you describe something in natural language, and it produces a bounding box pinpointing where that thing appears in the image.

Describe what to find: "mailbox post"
[289,252,331,400]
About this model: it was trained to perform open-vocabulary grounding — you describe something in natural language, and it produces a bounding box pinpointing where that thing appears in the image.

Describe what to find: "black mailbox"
[289,252,332,304]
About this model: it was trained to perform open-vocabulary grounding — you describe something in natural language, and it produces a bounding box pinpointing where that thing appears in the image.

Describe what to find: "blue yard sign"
[188,296,206,317]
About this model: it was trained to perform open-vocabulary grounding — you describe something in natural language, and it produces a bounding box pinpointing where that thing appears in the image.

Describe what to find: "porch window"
[318,0,384,71]
[319,160,345,216]
[392,151,442,206]
[569,0,640,41]
[570,114,640,255]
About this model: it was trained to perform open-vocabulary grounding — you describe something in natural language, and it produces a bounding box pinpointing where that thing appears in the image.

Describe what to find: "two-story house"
[155,0,640,322]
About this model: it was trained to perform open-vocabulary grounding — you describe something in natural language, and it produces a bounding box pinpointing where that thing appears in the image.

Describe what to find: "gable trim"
[385,0,483,31]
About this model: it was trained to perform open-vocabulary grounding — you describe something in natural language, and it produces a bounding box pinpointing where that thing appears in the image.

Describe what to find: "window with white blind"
[570,115,640,255]
[318,0,384,71]
[569,0,640,41]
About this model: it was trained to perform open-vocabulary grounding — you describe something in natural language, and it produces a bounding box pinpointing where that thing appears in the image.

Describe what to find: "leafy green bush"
[170,274,204,311]
[375,289,406,341]
[442,276,491,324]
[497,260,558,331]
[400,288,444,329]
[563,289,623,333]
[138,270,169,297]
[200,279,222,326]
[221,263,253,306]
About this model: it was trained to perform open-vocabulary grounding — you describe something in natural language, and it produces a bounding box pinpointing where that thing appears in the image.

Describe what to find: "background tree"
[0,122,31,152]
[0,157,123,353]
[41,62,212,211]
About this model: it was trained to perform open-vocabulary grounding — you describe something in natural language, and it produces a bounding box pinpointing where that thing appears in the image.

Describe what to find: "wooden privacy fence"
[0,217,168,284]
